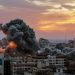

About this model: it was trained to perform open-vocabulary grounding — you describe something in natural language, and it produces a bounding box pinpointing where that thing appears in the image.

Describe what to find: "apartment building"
[48,55,64,66]
[4,52,65,75]
[9,55,35,75]
[48,55,65,74]
[32,53,49,68]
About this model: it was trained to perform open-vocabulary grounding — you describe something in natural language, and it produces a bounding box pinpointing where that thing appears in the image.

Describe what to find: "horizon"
[0,0,75,40]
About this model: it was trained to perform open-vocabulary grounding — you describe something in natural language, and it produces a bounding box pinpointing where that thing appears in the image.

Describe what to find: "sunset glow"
[0,0,75,39]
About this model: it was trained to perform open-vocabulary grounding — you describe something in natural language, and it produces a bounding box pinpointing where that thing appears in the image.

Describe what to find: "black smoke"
[0,19,39,54]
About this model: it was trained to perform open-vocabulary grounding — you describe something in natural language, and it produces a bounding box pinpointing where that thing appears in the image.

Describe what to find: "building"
[3,51,66,75]
[32,54,49,69]
[0,50,4,75]
[39,38,51,48]
[4,59,11,75]
[10,55,35,75]
[11,63,35,75]
[48,55,65,66]
[48,55,65,74]
[9,54,54,75]
[32,54,53,75]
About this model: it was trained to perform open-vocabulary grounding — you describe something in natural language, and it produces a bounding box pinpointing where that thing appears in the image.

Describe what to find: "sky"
[0,0,75,40]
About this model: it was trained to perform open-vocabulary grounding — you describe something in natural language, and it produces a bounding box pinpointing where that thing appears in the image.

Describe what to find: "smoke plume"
[0,19,39,54]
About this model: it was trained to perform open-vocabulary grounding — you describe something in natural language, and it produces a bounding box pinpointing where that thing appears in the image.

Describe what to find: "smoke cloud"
[1,19,39,54]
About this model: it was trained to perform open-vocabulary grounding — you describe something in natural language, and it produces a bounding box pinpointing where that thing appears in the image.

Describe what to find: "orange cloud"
[35,11,75,33]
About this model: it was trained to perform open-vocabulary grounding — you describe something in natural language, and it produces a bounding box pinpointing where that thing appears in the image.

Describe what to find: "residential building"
[9,55,35,75]
[48,55,65,74]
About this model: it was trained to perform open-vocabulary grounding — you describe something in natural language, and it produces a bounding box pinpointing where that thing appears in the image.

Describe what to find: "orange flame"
[8,41,17,49]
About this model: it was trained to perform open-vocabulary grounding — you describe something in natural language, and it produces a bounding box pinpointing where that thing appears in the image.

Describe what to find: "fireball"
[8,41,17,49]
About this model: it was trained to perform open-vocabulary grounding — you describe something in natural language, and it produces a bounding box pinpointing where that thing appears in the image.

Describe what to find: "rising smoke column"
[0,19,39,54]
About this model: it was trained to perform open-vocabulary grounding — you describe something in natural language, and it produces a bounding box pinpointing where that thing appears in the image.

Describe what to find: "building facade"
[0,52,4,75]
[48,55,65,73]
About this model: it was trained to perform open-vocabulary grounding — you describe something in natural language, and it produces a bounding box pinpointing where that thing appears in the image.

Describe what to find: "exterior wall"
[0,53,4,75]
[48,55,65,74]
[10,56,50,75]
[10,56,35,75]
[11,63,34,75]
[9,55,65,75]
[34,58,49,69]
[48,55,65,66]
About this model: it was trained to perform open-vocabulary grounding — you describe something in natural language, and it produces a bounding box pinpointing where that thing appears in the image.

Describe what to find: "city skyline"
[0,0,75,40]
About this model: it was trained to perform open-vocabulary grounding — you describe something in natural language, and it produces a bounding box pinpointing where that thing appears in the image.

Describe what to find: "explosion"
[0,19,39,54]
[8,41,17,49]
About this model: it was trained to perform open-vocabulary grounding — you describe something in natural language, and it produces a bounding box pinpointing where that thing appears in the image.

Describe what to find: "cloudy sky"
[0,0,75,40]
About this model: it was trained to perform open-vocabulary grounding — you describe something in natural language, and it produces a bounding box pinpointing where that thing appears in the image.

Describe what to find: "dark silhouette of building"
[4,59,11,75]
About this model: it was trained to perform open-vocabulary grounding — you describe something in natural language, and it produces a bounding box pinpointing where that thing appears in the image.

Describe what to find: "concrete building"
[9,54,54,75]
[11,63,35,75]
[3,51,66,75]
[32,54,54,75]
[48,55,64,66]
[48,55,65,75]
[9,55,35,75]
[32,54,49,69]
